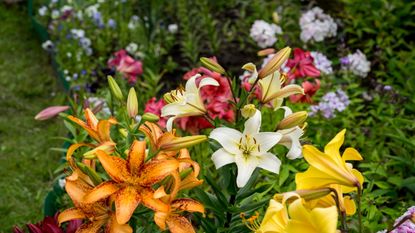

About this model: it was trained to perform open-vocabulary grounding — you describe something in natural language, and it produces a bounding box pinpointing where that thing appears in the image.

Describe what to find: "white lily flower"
[259,71,304,109]
[161,74,219,131]
[210,110,282,188]
[277,107,304,159]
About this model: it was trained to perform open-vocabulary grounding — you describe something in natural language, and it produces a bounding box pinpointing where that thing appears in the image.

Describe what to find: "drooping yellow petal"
[171,198,205,214]
[96,150,130,183]
[127,140,146,176]
[342,148,363,161]
[324,129,345,163]
[58,207,85,224]
[83,181,120,204]
[138,160,179,186]
[114,186,142,224]
[257,199,288,233]
[343,196,356,216]
[166,216,196,233]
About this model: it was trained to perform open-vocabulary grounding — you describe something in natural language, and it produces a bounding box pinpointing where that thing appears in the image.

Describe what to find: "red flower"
[290,79,320,103]
[286,48,320,81]
[144,97,167,128]
[108,49,143,84]
[13,213,82,233]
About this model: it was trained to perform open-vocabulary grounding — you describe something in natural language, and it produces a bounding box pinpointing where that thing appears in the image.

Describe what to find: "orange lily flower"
[58,169,132,233]
[83,140,180,224]
[68,108,117,145]
[153,168,205,233]
[139,121,207,152]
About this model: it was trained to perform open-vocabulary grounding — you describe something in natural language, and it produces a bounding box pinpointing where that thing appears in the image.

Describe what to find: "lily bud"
[76,162,102,186]
[83,142,116,158]
[160,135,207,151]
[241,104,257,118]
[258,47,291,79]
[127,87,138,118]
[200,57,226,75]
[257,48,276,57]
[277,111,308,130]
[108,76,123,101]
[272,12,280,24]
[119,128,128,138]
[35,106,69,120]
[142,112,160,122]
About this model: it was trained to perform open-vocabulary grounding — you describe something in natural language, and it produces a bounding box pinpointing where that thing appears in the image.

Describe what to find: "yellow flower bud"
[142,112,160,122]
[127,87,138,118]
[258,47,291,79]
[200,57,226,75]
[159,135,207,151]
[241,104,257,118]
[108,76,123,101]
[257,48,276,57]
[273,12,280,24]
[119,128,128,138]
[277,111,308,130]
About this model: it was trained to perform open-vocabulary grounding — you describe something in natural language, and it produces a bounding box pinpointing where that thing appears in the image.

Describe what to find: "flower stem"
[357,186,363,233]
[225,72,238,106]
[330,188,348,232]
[225,194,236,229]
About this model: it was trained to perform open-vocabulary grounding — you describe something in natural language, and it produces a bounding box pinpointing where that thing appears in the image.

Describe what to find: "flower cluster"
[341,50,371,77]
[310,89,350,118]
[300,7,337,43]
[310,51,333,75]
[70,29,92,56]
[250,20,282,48]
[381,206,415,233]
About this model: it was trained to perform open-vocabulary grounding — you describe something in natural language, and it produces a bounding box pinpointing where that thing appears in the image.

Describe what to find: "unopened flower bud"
[200,57,225,75]
[127,87,138,118]
[241,104,257,118]
[272,12,280,24]
[119,128,128,138]
[108,76,123,101]
[258,47,291,79]
[257,48,276,57]
[277,111,308,130]
[142,112,160,122]
[160,135,207,151]
[76,162,102,186]
[273,188,332,203]
[35,106,69,120]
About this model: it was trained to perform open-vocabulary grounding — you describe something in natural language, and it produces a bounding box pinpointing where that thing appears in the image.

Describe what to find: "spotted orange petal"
[83,181,120,204]
[65,178,93,204]
[166,215,195,233]
[76,220,106,233]
[58,207,85,224]
[154,211,169,230]
[141,188,169,212]
[107,214,133,233]
[97,119,113,143]
[115,186,142,224]
[138,159,179,186]
[96,150,130,182]
[66,143,94,169]
[127,140,146,176]
[68,115,100,142]
[85,108,98,129]
[139,122,163,150]
[171,198,205,214]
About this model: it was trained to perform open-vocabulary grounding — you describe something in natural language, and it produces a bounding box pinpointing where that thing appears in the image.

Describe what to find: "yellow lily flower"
[83,140,180,224]
[161,74,219,131]
[254,195,338,233]
[296,129,364,190]
[58,169,132,233]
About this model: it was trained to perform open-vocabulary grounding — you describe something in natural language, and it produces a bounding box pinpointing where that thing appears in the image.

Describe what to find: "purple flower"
[310,89,350,119]
[388,206,415,233]
[340,57,350,65]
[384,85,392,91]
[108,19,116,28]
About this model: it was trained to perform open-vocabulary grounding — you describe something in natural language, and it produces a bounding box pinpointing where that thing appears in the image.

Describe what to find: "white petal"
[257,152,281,174]
[161,101,203,117]
[279,127,303,159]
[235,154,259,188]
[211,148,235,169]
[243,110,261,135]
[253,132,282,152]
[199,77,219,88]
[279,106,293,117]
[185,74,201,94]
[166,116,176,132]
[209,127,242,154]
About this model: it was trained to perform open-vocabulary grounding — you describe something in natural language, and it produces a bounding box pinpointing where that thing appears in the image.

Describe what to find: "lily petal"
[342,148,363,161]
[127,140,146,176]
[96,150,130,183]
[253,132,282,152]
[166,216,195,233]
[243,110,261,135]
[141,188,169,212]
[58,208,85,224]
[235,154,259,188]
[211,148,235,169]
[83,181,120,203]
[198,77,219,88]
[107,215,133,233]
[138,160,179,186]
[76,220,105,233]
[257,152,281,174]
[115,186,142,224]
[209,127,242,154]
[185,74,200,94]
[171,198,205,214]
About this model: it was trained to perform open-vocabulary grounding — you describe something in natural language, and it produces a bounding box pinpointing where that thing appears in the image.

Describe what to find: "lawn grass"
[0,4,67,231]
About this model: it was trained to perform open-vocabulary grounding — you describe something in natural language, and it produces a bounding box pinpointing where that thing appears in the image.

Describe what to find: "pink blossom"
[290,79,320,103]
[286,48,320,81]
[144,97,167,128]
[108,49,143,84]
[35,106,69,120]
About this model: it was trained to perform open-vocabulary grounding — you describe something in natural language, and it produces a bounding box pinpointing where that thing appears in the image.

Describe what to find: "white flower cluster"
[300,7,337,43]
[310,51,333,75]
[342,50,371,77]
[250,20,282,48]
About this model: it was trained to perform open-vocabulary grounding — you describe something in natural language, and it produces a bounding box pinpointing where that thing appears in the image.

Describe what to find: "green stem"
[224,72,238,106]
[330,188,348,232]
[357,186,363,233]
[224,194,236,229]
